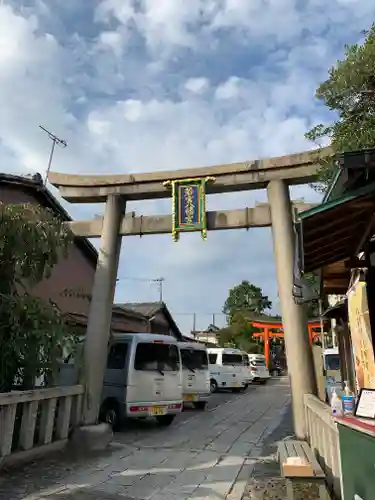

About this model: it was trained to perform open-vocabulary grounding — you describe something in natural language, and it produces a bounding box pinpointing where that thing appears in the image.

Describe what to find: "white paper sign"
[355,389,375,419]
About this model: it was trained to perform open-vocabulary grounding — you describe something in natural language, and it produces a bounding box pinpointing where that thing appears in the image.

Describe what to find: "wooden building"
[0,172,182,339]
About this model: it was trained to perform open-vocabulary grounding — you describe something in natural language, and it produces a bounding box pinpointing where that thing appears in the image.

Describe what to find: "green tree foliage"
[306,24,375,193]
[0,203,74,391]
[220,281,273,352]
[223,280,272,324]
[303,272,321,318]
[217,312,263,353]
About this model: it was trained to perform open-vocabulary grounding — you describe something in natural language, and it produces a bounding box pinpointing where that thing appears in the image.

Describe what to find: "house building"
[0,172,96,318]
[0,172,183,339]
[116,302,183,340]
[193,324,220,345]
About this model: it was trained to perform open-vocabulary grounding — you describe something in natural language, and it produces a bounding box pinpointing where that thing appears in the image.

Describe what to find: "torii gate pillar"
[267,180,316,439]
[82,194,125,426]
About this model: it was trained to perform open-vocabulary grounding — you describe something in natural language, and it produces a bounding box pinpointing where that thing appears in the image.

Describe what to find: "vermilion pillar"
[264,328,270,368]
[308,325,313,345]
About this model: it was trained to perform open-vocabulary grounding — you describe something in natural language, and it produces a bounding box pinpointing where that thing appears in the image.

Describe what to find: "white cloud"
[215,77,242,100]
[99,31,124,58]
[95,0,217,52]
[0,0,374,332]
[94,0,375,56]
[184,77,210,94]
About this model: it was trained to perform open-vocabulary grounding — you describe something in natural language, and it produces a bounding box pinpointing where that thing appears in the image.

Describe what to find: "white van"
[248,354,270,384]
[178,342,211,410]
[208,347,247,392]
[60,333,183,428]
[242,351,253,386]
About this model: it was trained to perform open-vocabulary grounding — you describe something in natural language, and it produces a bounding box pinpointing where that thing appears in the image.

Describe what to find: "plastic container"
[341,381,355,416]
[330,387,343,416]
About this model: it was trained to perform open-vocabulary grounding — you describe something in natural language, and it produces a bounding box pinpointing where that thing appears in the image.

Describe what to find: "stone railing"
[304,393,342,499]
[0,385,83,468]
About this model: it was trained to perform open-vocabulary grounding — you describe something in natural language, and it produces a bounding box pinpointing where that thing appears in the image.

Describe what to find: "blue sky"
[1,0,374,333]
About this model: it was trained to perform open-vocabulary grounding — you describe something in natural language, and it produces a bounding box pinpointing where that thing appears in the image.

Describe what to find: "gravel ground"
[243,404,329,500]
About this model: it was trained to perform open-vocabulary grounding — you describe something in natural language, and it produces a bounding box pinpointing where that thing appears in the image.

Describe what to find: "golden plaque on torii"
[163,177,215,242]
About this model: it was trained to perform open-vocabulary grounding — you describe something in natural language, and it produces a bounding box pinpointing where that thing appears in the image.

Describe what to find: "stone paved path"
[0,378,291,500]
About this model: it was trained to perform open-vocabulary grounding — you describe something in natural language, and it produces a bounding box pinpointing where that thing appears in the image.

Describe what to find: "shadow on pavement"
[0,380,290,500]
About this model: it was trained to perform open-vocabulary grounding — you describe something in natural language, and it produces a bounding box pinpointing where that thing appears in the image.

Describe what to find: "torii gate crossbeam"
[67,202,317,237]
[48,147,330,202]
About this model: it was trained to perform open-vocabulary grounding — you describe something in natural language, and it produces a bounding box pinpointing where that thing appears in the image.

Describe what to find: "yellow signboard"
[347,280,375,391]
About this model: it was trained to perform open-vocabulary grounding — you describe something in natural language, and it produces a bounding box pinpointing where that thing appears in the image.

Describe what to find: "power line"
[39,125,67,185]
[173,312,226,317]
[117,276,155,282]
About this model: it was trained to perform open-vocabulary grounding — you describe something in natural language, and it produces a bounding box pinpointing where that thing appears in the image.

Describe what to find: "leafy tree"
[306,24,375,193]
[223,280,272,324]
[302,272,321,319]
[217,312,263,353]
[0,203,75,391]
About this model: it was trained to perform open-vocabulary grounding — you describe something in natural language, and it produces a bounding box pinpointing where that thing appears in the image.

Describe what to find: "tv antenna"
[39,125,67,185]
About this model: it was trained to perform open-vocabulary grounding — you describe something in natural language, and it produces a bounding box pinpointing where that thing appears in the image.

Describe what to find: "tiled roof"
[116,302,163,318]
[115,302,183,340]
[0,172,98,266]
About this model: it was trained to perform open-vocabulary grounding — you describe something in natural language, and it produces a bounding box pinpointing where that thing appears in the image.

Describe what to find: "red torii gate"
[250,319,325,368]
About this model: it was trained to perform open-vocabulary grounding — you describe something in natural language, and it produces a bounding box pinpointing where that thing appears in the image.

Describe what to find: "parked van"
[241,351,253,386]
[178,342,211,410]
[208,347,247,392]
[248,354,270,384]
[60,333,183,428]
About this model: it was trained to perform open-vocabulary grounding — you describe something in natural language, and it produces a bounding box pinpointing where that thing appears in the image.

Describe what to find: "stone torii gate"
[49,147,330,439]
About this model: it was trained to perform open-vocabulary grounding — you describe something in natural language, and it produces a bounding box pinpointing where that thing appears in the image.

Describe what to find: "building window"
[208,353,217,364]
[134,342,180,372]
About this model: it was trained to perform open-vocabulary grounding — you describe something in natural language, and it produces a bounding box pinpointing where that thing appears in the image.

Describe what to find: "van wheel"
[156,414,175,427]
[210,379,218,393]
[193,401,207,410]
[100,400,120,429]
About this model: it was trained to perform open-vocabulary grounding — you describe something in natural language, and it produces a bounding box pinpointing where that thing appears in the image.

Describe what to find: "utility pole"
[152,277,165,302]
[39,126,67,185]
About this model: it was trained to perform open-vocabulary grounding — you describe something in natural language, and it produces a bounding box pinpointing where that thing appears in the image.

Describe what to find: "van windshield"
[222,353,244,366]
[181,349,208,370]
[134,342,180,372]
[325,354,340,371]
